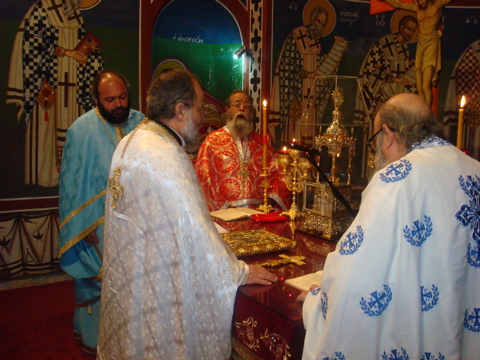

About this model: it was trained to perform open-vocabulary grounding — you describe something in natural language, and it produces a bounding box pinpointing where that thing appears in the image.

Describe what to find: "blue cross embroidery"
[421,352,445,360]
[321,291,328,320]
[339,226,364,255]
[360,284,393,316]
[380,159,412,183]
[464,308,480,333]
[322,352,346,360]
[403,216,432,247]
[382,348,410,360]
[455,175,480,268]
[420,284,439,312]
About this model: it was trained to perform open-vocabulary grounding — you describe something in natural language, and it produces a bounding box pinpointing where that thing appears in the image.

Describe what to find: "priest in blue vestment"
[58,71,144,355]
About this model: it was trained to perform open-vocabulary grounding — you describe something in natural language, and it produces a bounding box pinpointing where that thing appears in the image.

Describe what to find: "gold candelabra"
[257,170,274,213]
[278,149,312,220]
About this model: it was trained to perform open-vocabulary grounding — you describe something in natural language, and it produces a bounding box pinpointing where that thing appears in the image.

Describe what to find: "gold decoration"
[331,87,344,109]
[300,213,352,240]
[303,182,352,217]
[257,254,306,267]
[260,328,291,360]
[280,149,312,220]
[239,162,250,191]
[315,87,356,186]
[108,167,124,209]
[221,229,296,257]
[234,317,261,351]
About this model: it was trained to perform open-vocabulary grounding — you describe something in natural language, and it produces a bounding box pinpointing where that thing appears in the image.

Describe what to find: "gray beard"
[374,149,391,173]
[374,133,391,172]
[183,112,200,153]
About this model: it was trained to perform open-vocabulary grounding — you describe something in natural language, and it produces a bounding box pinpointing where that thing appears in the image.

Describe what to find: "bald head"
[385,93,431,118]
[376,93,443,149]
[91,71,130,124]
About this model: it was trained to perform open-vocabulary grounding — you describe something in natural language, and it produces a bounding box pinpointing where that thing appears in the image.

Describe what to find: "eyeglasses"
[191,105,208,116]
[367,128,383,153]
[368,126,396,152]
[231,101,252,110]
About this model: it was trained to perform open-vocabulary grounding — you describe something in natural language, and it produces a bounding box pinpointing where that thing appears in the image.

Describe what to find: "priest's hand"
[85,231,99,245]
[246,265,278,285]
[296,284,320,302]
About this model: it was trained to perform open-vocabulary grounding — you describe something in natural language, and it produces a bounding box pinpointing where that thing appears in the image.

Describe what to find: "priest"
[97,70,277,359]
[59,71,144,355]
[299,93,480,359]
[195,90,290,211]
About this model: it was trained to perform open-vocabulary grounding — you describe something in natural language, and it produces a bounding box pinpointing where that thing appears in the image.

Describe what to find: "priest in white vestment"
[299,93,480,360]
[97,70,277,360]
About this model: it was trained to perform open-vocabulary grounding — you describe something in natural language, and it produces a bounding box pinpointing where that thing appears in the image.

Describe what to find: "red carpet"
[0,280,94,360]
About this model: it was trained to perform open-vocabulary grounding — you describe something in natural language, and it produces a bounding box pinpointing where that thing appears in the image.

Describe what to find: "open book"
[284,271,323,291]
[210,207,263,222]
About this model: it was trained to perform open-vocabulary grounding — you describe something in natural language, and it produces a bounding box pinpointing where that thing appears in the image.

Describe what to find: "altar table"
[215,218,337,360]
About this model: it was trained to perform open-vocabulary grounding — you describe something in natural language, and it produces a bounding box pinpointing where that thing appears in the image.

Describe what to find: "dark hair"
[378,97,445,148]
[146,70,199,121]
[399,15,418,27]
[90,70,129,101]
[225,90,253,107]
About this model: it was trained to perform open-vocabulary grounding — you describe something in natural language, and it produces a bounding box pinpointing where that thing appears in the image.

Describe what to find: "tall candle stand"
[257,170,274,213]
[278,149,311,221]
[258,100,274,213]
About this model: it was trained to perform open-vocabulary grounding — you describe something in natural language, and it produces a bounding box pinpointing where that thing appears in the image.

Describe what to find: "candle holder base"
[281,203,303,221]
[257,203,274,213]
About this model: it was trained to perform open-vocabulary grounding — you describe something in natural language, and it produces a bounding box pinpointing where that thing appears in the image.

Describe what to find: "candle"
[279,146,289,154]
[262,100,268,169]
[457,95,466,148]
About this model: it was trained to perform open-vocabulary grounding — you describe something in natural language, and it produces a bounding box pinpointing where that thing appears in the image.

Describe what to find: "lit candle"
[291,138,298,144]
[279,146,289,154]
[262,100,268,169]
[457,95,466,148]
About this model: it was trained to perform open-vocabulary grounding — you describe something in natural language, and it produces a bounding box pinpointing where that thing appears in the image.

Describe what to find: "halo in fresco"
[391,9,419,43]
[303,0,336,37]
[81,0,102,10]
[151,58,189,81]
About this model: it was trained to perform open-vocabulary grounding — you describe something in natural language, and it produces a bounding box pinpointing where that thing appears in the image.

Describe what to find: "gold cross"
[108,167,124,209]
[239,161,250,190]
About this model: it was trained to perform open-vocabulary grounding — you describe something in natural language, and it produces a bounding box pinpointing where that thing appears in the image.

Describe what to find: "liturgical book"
[210,207,263,222]
[284,270,323,291]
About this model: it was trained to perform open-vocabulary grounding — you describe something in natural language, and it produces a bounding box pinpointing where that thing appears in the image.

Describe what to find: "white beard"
[226,112,254,138]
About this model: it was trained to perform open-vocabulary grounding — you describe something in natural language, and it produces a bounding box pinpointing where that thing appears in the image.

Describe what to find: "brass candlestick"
[279,149,311,221]
[257,170,274,213]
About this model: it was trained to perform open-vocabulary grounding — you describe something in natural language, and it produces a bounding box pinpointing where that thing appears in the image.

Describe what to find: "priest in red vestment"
[195,90,291,211]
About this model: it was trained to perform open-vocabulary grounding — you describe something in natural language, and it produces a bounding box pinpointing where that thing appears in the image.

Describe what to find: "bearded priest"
[96,70,277,359]
[195,90,290,211]
[59,70,144,355]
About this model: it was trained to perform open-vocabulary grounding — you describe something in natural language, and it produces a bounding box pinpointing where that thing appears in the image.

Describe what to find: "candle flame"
[282,146,287,151]
[460,95,466,108]
[263,99,267,108]
[292,138,296,142]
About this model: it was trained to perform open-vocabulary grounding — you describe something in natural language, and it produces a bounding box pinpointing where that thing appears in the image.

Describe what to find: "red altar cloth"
[215,218,336,360]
